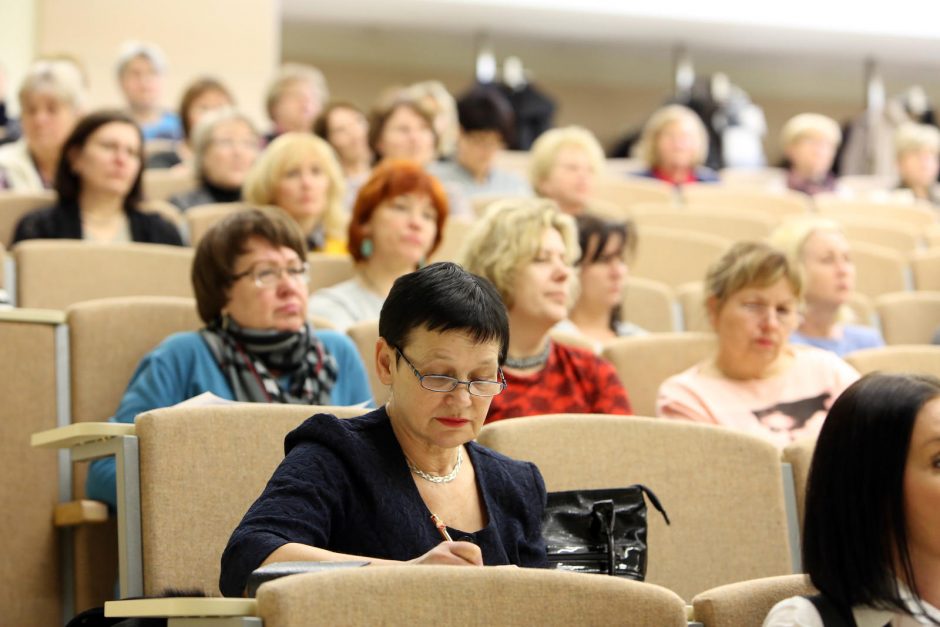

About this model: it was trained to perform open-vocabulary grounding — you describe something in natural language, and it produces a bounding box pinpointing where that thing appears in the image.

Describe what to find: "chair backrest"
[142,168,196,201]
[477,414,793,601]
[849,242,910,298]
[631,227,730,288]
[184,202,245,246]
[680,185,810,218]
[256,566,688,627]
[845,345,940,377]
[782,437,816,528]
[926,224,940,249]
[675,281,709,332]
[67,297,202,423]
[428,216,475,263]
[846,291,877,327]
[345,319,386,406]
[0,309,67,626]
[307,252,355,293]
[602,332,716,416]
[912,249,940,291]
[692,574,815,627]
[633,205,779,242]
[835,216,922,255]
[0,242,6,291]
[717,167,788,191]
[622,276,678,332]
[0,190,56,247]
[875,291,940,345]
[14,240,194,310]
[815,198,937,230]
[135,403,368,595]
[594,176,675,210]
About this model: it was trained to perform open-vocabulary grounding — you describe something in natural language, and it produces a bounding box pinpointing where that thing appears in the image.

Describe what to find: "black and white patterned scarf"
[200,317,338,405]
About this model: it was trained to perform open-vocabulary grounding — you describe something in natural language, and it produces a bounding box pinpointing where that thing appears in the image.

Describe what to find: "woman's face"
[709,278,799,376]
[272,79,319,133]
[508,227,572,325]
[903,396,940,571]
[379,327,501,450]
[655,118,699,170]
[224,236,308,331]
[377,105,436,166]
[69,122,142,198]
[898,148,940,190]
[273,153,331,228]
[363,193,438,267]
[538,145,595,213]
[800,230,855,308]
[326,106,370,163]
[21,91,79,157]
[787,132,837,179]
[201,119,260,189]
[185,88,233,137]
[120,56,161,110]
[577,234,628,312]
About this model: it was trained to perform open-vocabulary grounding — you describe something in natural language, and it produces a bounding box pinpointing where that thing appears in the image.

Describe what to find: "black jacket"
[11,202,183,247]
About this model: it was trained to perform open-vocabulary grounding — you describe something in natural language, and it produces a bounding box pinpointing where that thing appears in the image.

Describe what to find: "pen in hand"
[430,512,453,542]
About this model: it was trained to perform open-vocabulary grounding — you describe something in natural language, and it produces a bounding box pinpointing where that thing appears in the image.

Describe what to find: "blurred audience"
[116,41,181,142]
[770,218,884,357]
[264,63,328,143]
[529,126,605,216]
[635,104,718,185]
[657,241,858,447]
[314,101,372,207]
[462,198,633,422]
[402,80,459,158]
[0,61,20,145]
[149,76,234,169]
[781,113,841,196]
[168,108,260,211]
[0,59,85,191]
[893,122,940,206]
[308,159,447,331]
[370,98,437,167]
[243,132,347,253]
[12,110,182,246]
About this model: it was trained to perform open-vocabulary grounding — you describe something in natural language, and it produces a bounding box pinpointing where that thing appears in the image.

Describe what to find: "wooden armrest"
[105,597,257,618]
[54,499,109,527]
[31,422,135,449]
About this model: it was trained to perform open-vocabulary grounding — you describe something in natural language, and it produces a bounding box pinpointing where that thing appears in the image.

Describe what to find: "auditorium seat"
[632,205,778,242]
[478,413,795,601]
[782,437,815,527]
[0,190,56,247]
[593,176,675,210]
[631,227,730,289]
[622,276,680,333]
[835,215,922,255]
[874,292,940,345]
[845,345,940,378]
[184,202,245,245]
[815,198,937,230]
[428,215,475,263]
[345,319,384,405]
[308,252,355,293]
[911,249,940,291]
[925,224,940,249]
[717,167,788,191]
[692,574,815,627]
[142,167,196,202]
[849,242,911,298]
[679,185,810,219]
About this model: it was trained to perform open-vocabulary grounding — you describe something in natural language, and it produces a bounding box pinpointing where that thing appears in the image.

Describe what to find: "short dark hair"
[313,101,366,141]
[575,214,637,333]
[178,76,234,139]
[191,206,307,323]
[55,109,144,213]
[379,262,510,365]
[368,99,437,160]
[803,372,940,620]
[456,86,514,145]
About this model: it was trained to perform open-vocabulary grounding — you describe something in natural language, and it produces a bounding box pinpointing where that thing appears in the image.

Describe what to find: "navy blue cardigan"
[219,407,547,596]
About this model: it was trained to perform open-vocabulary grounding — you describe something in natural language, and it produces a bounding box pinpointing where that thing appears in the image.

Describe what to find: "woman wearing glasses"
[85,206,372,508]
[221,262,547,596]
[656,241,859,448]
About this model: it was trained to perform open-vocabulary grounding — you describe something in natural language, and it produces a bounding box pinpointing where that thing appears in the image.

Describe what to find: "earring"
[360,238,374,259]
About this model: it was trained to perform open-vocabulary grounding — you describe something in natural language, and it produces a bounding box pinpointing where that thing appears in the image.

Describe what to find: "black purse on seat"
[541,484,669,580]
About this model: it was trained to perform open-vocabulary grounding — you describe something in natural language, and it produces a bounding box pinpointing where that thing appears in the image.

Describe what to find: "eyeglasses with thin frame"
[231,261,309,288]
[393,346,507,397]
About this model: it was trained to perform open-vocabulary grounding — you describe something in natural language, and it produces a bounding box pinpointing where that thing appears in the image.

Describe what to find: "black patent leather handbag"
[541,485,669,580]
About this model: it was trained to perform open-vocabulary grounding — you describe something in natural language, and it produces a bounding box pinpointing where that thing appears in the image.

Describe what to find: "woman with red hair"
[309,159,448,331]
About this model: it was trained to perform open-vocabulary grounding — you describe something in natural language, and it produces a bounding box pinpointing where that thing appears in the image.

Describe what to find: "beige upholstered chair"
[846,292,877,327]
[547,328,597,352]
[926,224,940,249]
[675,281,709,332]
[836,216,922,255]
[0,242,6,291]
[782,437,816,527]
[184,202,245,245]
[142,167,196,201]
[477,414,794,601]
[875,292,940,345]
[428,216,475,263]
[622,276,679,333]
[307,252,355,294]
[692,574,816,627]
[814,198,937,230]
[845,345,940,377]
[0,190,55,246]
[256,566,688,627]
[680,185,810,218]
[602,332,715,416]
[632,205,779,241]
[0,308,68,626]
[631,227,730,289]
[594,176,676,210]
[717,167,788,191]
[14,240,194,309]
[850,242,910,298]
[345,319,385,406]
[912,249,940,291]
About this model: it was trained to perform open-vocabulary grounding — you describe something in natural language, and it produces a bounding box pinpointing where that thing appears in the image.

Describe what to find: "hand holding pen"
[408,513,483,566]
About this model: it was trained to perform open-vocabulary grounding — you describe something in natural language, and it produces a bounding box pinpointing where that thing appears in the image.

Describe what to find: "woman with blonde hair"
[529,126,605,216]
[462,198,632,422]
[242,132,347,254]
[770,217,884,357]
[780,113,841,196]
[635,104,717,186]
[657,241,858,448]
[894,122,940,205]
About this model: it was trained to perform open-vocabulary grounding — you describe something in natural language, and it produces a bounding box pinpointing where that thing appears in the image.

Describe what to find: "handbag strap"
[804,594,858,627]
[590,499,617,576]
[634,484,671,525]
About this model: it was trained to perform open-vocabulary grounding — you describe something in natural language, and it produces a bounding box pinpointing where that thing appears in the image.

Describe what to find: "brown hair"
[178,76,234,139]
[192,206,307,323]
[705,241,802,311]
[368,99,437,161]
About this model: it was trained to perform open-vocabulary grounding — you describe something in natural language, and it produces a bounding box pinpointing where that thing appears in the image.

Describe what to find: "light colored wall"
[0,0,38,117]
[35,0,280,128]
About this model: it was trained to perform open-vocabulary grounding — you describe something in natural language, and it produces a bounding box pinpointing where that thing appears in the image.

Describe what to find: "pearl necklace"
[407,447,463,484]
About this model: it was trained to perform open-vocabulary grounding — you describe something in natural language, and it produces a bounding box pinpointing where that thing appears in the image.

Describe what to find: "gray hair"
[190,107,259,177]
[115,40,168,77]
